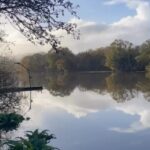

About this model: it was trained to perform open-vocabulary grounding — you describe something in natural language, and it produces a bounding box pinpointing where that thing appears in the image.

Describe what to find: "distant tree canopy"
[105,39,144,71]
[76,49,108,71]
[21,47,110,72]
[20,39,150,73]
[0,0,79,50]
[48,47,76,72]
[21,53,49,72]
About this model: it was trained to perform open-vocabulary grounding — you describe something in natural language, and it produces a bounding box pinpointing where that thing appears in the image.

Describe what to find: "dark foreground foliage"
[0,113,24,132]
[4,130,58,150]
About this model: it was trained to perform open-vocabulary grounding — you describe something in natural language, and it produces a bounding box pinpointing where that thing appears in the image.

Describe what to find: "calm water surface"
[2,73,150,150]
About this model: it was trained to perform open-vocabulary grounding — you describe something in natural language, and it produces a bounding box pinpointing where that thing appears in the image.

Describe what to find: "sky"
[0,0,150,58]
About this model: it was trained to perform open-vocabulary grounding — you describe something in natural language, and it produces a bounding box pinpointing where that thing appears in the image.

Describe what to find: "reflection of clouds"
[111,93,150,133]
[21,89,150,134]
[32,88,116,118]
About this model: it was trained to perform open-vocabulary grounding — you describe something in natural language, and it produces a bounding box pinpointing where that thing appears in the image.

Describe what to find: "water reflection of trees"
[28,72,150,103]
[20,70,150,102]
[45,73,111,96]
[106,73,141,102]
[45,73,77,97]
[76,73,109,94]
[30,73,110,96]
[136,77,150,101]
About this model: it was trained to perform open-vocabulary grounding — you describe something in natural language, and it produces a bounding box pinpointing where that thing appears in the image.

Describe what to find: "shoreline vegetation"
[20,39,150,74]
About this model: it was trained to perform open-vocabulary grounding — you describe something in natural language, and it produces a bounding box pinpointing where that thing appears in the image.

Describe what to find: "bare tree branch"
[0,0,79,50]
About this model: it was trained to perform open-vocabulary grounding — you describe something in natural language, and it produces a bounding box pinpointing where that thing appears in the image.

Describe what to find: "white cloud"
[110,93,150,133]
[36,90,150,133]
[58,0,150,53]
[0,0,150,57]
[19,88,150,134]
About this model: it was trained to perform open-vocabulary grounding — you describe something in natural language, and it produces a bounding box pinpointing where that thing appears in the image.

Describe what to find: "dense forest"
[21,39,150,73]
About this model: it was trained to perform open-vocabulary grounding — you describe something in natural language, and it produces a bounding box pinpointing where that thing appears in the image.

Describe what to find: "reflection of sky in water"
[15,88,150,150]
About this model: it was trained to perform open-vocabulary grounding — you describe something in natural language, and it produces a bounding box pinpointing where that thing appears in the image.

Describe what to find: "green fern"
[4,129,59,150]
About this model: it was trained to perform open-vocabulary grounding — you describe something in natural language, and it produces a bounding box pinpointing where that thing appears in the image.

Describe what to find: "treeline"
[21,39,150,72]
